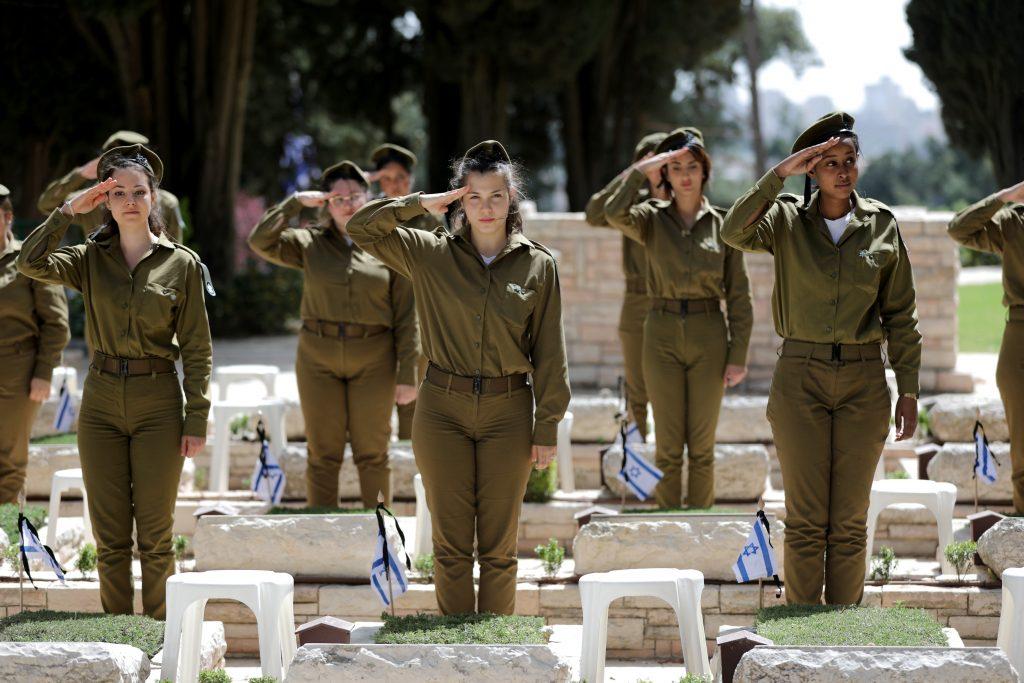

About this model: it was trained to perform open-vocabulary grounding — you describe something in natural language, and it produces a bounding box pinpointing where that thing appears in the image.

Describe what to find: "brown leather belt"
[781,340,882,362]
[651,297,720,315]
[1010,306,1024,322]
[0,338,37,356]
[92,352,175,376]
[302,319,390,339]
[425,363,530,395]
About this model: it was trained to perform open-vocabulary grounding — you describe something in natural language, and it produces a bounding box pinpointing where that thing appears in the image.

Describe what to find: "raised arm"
[947,181,1024,253]
[247,194,320,268]
[36,161,96,214]
[605,149,687,243]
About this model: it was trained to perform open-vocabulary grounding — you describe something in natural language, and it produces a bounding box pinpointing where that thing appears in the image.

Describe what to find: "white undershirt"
[824,212,852,245]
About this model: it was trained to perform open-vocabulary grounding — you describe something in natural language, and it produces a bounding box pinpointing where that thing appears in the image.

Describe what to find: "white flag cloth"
[370,506,410,607]
[251,437,286,505]
[52,379,76,433]
[19,514,65,586]
[732,514,778,583]
[616,440,663,501]
[974,421,998,485]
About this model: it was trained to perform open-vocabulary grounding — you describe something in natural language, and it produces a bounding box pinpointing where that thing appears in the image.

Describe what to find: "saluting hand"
[634,148,689,174]
[997,179,1024,204]
[294,191,334,208]
[531,444,557,470]
[420,186,469,214]
[78,156,101,181]
[395,384,418,406]
[364,169,383,184]
[65,177,117,215]
[773,137,840,178]
[893,396,918,442]
[180,435,206,458]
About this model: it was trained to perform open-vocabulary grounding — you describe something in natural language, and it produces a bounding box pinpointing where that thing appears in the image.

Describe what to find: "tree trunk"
[743,0,767,176]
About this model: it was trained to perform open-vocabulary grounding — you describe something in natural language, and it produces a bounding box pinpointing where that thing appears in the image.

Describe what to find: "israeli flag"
[52,379,76,433]
[19,514,65,586]
[251,436,286,505]
[616,442,663,501]
[732,513,778,583]
[618,421,645,449]
[974,421,999,485]
[370,509,410,607]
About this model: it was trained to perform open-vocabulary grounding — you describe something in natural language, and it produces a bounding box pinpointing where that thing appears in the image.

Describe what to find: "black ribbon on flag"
[374,501,412,584]
[757,509,783,598]
[18,513,64,589]
[972,420,1000,480]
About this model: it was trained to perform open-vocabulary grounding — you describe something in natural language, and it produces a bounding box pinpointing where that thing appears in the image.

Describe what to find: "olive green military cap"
[633,132,668,162]
[102,130,150,151]
[791,111,856,154]
[98,144,164,183]
[321,160,369,189]
[370,143,417,170]
[464,140,511,164]
[655,127,705,154]
[0,184,9,198]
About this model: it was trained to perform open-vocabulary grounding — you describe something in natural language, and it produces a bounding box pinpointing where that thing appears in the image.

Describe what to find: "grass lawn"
[755,605,946,647]
[621,507,742,514]
[29,433,78,445]
[958,283,1005,353]
[0,610,164,656]
[374,613,548,645]
[267,506,373,515]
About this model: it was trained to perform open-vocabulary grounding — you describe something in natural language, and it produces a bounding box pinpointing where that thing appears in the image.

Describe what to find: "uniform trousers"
[0,348,41,503]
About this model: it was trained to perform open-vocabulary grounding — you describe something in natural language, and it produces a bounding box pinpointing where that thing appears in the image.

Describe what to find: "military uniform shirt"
[247,195,420,385]
[0,240,69,379]
[947,193,1024,308]
[17,210,212,436]
[584,174,649,294]
[721,170,922,395]
[347,194,571,446]
[37,168,186,242]
[605,169,754,366]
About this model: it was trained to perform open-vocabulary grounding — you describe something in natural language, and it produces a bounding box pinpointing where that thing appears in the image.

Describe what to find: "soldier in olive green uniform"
[948,182,1024,512]
[19,144,212,619]
[722,112,922,605]
[348,140,570,615]
[38,131,186,242]
[584,133,668,438]
[369,143,442,440]
[248,161,419,508]
[0,184,70,503]
[605,128,753,509]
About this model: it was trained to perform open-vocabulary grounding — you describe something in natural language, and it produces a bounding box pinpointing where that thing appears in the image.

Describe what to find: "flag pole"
[379,491,396,617]
[18,487,25,612]
[974,408,981,514]
[757,496,765,611]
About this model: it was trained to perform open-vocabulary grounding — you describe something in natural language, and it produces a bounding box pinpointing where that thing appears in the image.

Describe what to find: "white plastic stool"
[162,570,296,683]
[557,411,575,493]
[580,568,710,682]
[214,364,280,400]
[210,397,288,492]
[50,366,78,396]
[46,468,93,547]
[864,479,957,577]
[413,473,432,560]
[997,567,1024,676]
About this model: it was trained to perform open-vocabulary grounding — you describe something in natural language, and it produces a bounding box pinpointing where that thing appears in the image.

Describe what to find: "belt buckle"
[119,358,130,376]
[472,375,483,395]
[678,301,688,317]
[337,322,347,338]
[831,343,841,362]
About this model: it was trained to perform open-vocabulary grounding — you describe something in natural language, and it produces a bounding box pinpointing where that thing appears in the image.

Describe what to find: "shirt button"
[826,326,833,333]
[475,314,481,321]
[829,299,836,305]
[122,303,128,309]
[479,287,486,294]
[474,341,480,348]
[830,272,837,279]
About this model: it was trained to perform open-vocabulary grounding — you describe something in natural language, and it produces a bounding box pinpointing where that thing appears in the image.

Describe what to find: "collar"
[801,189,877,220]
[667,195,712,232]
[89,224,176,253]
[0,238,20,259]
[451,223,531,262]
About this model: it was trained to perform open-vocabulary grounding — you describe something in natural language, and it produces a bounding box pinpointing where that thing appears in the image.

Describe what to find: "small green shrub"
[917,406,932,437]
[3,544,20,573]
[374,612,547,645]
[267,506,373,515]
[885,470,910,479]
[945,540,977,584]
[622,507,741,514]
[534,538,565,577]
[229,413,249,437]
[193,467,208,490]
[74,543,97,577]
[523,462,557,503]
[29,433,78,445]
[248,677,277,683]
[173,535,190,573]
[198,670,232,683]
[413,553,435,581]
[869,546,897,584]
[0,610,165,656]
[0,504,46,545]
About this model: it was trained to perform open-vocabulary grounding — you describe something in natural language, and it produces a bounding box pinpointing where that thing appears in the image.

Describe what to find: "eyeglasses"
[329,193,366,205]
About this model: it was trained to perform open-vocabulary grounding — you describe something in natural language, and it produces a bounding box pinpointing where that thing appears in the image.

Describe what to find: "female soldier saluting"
[605,127,753,510]
[348,140,570,615]
[0,184,69,504]
[248,161,418,509]
[722,112,922,606]
[948,180,1024,512]
[18,144,212,619]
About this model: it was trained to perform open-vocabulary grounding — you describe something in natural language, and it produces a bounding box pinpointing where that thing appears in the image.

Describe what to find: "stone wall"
[526,208,970,393]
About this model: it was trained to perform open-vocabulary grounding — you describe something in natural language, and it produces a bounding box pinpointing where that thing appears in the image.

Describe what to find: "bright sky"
[757,0,938,111]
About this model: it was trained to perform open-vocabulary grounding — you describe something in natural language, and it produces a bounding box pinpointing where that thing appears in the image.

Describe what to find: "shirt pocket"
[498,282,537,332]
[852,245,896,294]
[138,282,181,332]
[695,237,725,285]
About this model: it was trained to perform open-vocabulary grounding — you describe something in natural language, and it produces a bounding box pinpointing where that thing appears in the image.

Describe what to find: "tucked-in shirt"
[37,168,186,242]
[17,210,213,436]
[247,195,420,385]
[604,169,754,366]
[347,194,571,446]
[0,239,69,379]
[721,170,922,395]
[584,174,650,294]
[825,212,852,245]
[947,192,1024,308]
